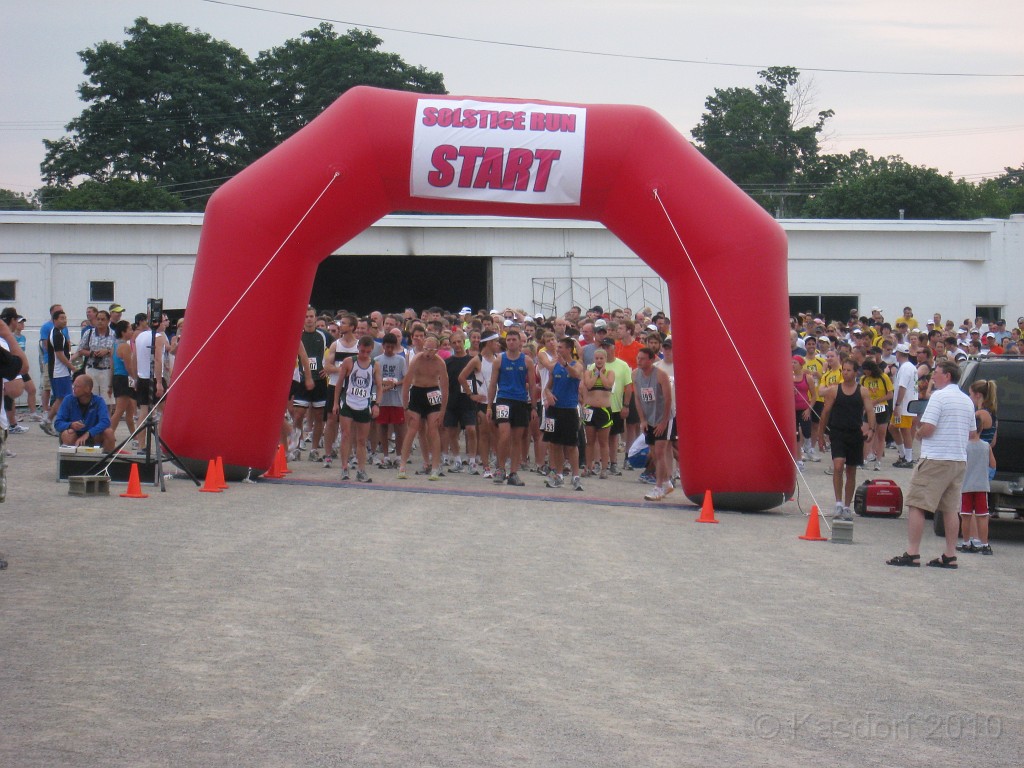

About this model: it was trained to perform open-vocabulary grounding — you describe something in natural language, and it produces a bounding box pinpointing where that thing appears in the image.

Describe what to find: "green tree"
[40,180,186,212]
[691,66,833,215]
[252,24,446,151]
[802,155,969,219]
[975,163,1024,217]
[41,17,261,192]
[0,189,35,210]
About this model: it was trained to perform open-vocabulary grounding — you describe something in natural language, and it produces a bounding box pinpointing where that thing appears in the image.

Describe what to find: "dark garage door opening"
[310,255,490,316]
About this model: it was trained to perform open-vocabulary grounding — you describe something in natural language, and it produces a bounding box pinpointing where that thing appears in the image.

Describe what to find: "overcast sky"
[2,0,1022,196]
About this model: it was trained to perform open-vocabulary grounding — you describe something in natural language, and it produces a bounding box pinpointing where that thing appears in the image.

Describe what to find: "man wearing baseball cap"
[890,343,918,468]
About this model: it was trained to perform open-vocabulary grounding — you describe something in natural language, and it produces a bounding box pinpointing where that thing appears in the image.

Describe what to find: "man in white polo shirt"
[887,358,974,569]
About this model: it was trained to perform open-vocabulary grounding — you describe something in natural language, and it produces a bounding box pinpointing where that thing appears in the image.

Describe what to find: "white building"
[1,211,1022,336]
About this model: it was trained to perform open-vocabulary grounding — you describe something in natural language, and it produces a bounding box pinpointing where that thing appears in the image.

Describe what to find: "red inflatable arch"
[163,86,795,509]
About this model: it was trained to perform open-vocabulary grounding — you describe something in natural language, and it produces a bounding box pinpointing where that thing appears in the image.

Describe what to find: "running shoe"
[643,486,666,501]
[506,472,525,487]
[39,421,58,437]
[8,424,29,434]
[396,469,408,480]
[469,460,480,475]
[599,469,608,480]
[341,470,350,481]
[428,468,440,481]
[482,466,494,479]
[572,476,583,492]
[638,472,656,484]
[979,544,993,556]
[609,462,622,476]
[544,475,564,489]
[308,449,321,462]
[449,460,463,473]
[322,454,333,469]
[493,469,506,484]
[356,470,372,483]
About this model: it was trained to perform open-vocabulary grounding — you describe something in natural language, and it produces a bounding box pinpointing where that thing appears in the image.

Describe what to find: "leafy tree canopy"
[691,66,833,213]
[254,24,446,152]
[40,180,186,212]
[40,17,447,211]
[42,18,258,190]
[0,189,35,211]
[802,155,965,219]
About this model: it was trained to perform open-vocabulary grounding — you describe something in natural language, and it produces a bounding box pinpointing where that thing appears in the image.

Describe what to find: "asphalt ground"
[2,422,1022,767]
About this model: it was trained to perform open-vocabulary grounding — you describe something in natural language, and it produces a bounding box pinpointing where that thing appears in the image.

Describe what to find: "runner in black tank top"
[819,360,878,520]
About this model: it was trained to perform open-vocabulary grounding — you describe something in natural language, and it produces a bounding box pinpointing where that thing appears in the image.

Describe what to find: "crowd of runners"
[286,304,678,501]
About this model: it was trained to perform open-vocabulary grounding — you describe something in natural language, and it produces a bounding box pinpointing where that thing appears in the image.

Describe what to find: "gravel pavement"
[2,425,1022,767]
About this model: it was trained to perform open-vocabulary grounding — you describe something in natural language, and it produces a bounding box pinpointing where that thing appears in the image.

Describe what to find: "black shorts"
[409,385,443,417]
[112,374,132,398]
[872,404,892,425]
[644,424,668,444]
[443,397,478,428]
[811,400,824,423]
[292,378,327,408]
[829,427,865,467]
[135,378,166,407]
[493,398,531,428]
[542,407,579,446]
[625,402,640,425]
[325,384,336,417]
[585,406,614,430]
[340,403,372,424]
[610,411,625,436]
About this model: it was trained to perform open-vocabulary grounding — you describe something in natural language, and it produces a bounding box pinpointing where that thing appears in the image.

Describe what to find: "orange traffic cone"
[799,505,828,541]
[215,456,228,490]
[695,490,719,524]
[265,446,285,479]
[199,459,222,493]
[119,463,149,499]
[279,443,293,474]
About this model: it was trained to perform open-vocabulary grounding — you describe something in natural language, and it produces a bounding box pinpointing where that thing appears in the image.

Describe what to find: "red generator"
[853,479,904,518]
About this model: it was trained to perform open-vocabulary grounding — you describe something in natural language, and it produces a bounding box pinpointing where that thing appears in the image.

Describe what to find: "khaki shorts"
[905,458,966,517]
[892,414,914,430]
[87,367,113,400]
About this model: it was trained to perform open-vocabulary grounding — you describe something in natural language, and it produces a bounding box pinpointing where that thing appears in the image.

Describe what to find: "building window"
[789,295,858,325]
[0,280,15,301]
[975,306,1003,324]
[90,281,115,303]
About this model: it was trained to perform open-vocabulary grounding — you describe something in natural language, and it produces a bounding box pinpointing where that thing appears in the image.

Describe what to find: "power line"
[201,0,1024,79]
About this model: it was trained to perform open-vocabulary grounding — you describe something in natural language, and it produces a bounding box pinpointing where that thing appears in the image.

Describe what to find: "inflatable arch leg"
[162,86,795,509]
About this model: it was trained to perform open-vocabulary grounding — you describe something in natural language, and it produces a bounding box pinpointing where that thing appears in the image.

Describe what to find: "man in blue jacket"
[54,374,115,452]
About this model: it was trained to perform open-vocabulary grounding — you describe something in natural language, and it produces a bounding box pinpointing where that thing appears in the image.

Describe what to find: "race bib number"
[427,389,443,406]
[308,358,319,372]
[874,403,886,414]
[350,387,369,400]
[640,387,655,403]
[542,416,556,433]
[495,404,510,420]
[583,407,593,422]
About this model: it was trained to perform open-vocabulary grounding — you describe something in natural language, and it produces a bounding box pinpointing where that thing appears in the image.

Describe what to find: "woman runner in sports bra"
[584,348,615,478]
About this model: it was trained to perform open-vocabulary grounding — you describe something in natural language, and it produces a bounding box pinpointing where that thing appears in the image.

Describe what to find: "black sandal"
[926,554,958,569]
[886,552,921,567]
